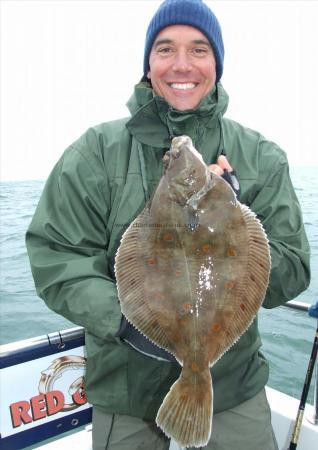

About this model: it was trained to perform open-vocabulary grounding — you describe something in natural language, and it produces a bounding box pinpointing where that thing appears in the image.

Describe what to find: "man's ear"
[147,71,151,79]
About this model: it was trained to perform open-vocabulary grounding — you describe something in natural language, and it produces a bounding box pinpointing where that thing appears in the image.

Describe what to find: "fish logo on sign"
[9,355,87,428]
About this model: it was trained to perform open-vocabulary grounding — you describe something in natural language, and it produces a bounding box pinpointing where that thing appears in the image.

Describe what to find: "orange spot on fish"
[212,323,221,332]
[147,258,157,266]
[175,270,182,277]
[202,244,213,253]
[191,362,200,372]
[225,281,235,290]
[227,248,237,257]
[183,303,192,312]
[163,233,174,242]
[240,303,246,311]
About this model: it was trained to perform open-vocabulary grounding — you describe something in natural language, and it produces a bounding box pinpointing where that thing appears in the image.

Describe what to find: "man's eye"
[193,48,208,56]
[157,47,173,54]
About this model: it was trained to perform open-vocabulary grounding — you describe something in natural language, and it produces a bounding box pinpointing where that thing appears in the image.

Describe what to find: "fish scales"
[115,135,271,448]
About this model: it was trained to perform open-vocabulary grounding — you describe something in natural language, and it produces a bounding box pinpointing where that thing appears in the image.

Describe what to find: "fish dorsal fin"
[212,203,271,362]
[115,208,175,356]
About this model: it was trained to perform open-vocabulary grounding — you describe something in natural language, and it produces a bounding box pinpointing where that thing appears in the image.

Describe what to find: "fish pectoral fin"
[156,366,213,448]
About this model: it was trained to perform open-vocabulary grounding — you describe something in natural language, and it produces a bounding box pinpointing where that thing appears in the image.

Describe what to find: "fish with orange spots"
[115,135,270,448]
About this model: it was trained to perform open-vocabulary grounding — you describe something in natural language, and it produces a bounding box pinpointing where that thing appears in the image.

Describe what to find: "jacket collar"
[126,81,229,148]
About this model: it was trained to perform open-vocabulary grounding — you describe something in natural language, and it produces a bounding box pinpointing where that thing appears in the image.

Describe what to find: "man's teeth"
[170,83,196,90]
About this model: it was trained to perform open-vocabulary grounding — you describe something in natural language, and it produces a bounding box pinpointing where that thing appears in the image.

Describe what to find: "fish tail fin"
[156,367,213,448]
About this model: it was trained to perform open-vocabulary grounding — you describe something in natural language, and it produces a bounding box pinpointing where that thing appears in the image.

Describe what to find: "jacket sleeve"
[250,144,311,309]
[25,130,122,340]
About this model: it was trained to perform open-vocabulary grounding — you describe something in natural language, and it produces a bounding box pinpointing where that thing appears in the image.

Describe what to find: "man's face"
[147,25,216,111]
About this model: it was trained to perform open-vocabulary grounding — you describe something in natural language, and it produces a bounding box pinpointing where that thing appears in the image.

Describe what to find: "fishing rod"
[288,300,318,450]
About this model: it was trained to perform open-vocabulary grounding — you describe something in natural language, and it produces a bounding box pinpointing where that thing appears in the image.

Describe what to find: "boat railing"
[0,326,90,450]
[0,299,317,450]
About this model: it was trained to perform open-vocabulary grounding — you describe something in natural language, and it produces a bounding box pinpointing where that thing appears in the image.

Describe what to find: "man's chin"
[167,98,200,112]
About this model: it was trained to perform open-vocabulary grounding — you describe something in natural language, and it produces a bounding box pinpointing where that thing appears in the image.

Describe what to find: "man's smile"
[167,82,198,91]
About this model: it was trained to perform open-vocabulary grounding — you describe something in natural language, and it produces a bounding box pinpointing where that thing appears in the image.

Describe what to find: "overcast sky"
[1,0,318,181]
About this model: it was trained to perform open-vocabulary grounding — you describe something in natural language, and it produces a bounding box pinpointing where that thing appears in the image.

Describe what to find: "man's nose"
[172,50,192,72]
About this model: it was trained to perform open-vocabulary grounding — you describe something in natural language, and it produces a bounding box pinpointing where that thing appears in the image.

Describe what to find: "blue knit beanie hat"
[143,0,224,83]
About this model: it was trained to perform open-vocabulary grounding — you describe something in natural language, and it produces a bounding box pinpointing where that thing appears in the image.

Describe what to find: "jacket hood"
[126,81,229,148]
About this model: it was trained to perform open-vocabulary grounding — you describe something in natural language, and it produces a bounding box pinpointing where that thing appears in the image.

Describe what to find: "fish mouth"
[163,136,193,171]
[171,136,193,157]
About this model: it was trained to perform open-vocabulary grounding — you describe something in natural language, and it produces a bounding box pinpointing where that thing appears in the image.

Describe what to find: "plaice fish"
[115,135,271,448]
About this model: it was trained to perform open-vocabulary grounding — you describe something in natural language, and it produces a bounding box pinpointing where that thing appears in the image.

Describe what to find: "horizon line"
[2,164,318,184]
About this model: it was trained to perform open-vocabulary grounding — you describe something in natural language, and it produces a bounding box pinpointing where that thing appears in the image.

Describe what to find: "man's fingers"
[217,155,233,172]
[208,164,224,176]
[208,156,233,176]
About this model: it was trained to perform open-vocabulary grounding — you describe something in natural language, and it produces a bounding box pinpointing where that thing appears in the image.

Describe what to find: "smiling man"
[148,25,216,111]
[26,1,310,449]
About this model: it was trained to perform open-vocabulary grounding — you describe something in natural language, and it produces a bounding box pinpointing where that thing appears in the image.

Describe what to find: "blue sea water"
[0,167,317,404]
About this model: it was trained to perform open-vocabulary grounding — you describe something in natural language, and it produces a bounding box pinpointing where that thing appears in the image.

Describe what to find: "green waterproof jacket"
[26,82,310,419]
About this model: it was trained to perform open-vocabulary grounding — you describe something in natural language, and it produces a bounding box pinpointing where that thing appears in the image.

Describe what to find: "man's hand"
[208,154,233,175]
[208,155,241,199]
